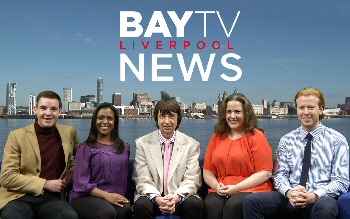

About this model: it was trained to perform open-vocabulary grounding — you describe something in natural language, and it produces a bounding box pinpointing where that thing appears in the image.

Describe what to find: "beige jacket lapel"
[167,130,185,184]
[147,130,164,182]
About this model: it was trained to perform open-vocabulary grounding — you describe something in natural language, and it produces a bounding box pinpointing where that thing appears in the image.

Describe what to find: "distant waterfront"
[1,118,350,162]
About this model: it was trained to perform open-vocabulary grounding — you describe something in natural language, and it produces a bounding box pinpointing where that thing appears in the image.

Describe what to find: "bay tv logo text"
[119,10,243,82]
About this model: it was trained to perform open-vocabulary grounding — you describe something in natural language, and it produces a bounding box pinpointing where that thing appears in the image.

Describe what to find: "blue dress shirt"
[273,123,349,198]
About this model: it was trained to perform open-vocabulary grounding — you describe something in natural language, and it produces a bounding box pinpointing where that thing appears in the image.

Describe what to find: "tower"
[112,93,121,106]
[97,77,103,106]
[29,93,36,115]
[63,87,73,113]
[6,82,17,115]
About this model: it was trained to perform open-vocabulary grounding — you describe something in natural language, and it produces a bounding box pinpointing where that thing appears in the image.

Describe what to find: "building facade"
[130,93,151,108]
[29,93,36,115]
[6,82,17,115]
[63,87,73,113]
[97,77,103,106]
[112,93,122,106]
[80,95,96,104]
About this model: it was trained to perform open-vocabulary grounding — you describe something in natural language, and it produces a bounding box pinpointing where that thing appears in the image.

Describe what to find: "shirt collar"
[158,130,176,145]
[299,123,324,140]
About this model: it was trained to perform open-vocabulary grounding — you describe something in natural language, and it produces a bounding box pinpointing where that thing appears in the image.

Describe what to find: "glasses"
[158,114,178,121]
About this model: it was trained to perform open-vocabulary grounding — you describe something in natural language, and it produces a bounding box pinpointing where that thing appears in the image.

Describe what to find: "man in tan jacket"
[0,91,80,219]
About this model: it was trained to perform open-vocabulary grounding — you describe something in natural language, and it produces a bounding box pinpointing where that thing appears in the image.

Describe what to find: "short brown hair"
[36,91,62,108]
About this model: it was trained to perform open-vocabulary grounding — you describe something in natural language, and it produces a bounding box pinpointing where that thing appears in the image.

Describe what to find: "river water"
[1,118,349,161]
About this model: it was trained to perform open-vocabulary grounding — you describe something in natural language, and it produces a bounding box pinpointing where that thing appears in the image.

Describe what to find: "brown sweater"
[35,121,65,180]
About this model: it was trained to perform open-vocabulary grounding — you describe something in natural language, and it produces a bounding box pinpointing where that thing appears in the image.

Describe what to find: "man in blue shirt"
[243,87,349,219]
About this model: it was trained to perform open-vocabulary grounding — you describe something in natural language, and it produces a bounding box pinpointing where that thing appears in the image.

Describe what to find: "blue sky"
[1,0,350,107]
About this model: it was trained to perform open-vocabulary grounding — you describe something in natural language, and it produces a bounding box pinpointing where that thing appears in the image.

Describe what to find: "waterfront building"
[16,106,28,115]
[0,106,5,116]
[6,82,17,115]
[179,102,188,114]
[115,105,137,116]
[80,95,96,104]
[63,87,73,113]
[139,102,153,115]
[112,93,122,106]
[252,104,264,115]
[280,101,295,107]
[345,97,350,115]
[212,103,219,114]
[324,108,341,117]
[130,93,151,108]
[84,102,96,109]
[29,93,36,115]
[262,99,270,115]
[97,77,103,106]
[160,91,171,99]
[189,101,207,113]
[270,100,288,116]
[68,101,83,114]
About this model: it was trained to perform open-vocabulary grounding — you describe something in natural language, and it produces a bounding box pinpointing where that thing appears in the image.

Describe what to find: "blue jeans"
[243,191,338,219]
[1,191,78,219]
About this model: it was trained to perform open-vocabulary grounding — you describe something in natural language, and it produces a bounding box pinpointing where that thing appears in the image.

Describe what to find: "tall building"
[112,93,122,106]
[97,77,103,106]
[6,82,17,115]
[63,87,73,113]
[29,93,36,115]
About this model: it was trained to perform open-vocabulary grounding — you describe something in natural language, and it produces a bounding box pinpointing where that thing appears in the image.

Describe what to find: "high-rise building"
[63,87,73,113]
[80,95,96,104]
[112,93,122,106]
[97,77,103,106]
[6,82,17,115]
[29,93,36,115]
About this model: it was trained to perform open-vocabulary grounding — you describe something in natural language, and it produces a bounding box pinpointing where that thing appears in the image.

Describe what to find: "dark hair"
[85,102,124,153]
[36,91,62,108]
[153,98,182,130]
[294,87,325,120]
[215,93,260,137]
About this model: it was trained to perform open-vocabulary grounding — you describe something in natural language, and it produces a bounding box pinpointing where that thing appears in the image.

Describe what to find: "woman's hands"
[91,188,129,207]
[216,182,238,198]
[104,192,130,207]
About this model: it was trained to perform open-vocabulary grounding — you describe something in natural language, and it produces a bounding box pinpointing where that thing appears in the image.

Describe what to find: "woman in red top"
[203,93,273,219]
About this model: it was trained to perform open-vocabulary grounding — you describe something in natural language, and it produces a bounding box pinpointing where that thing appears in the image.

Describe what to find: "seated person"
[132,98,203,219]
[70,103,132,219]
[203,93,273,219]
[244,87,350,219]
[0,90,79,219]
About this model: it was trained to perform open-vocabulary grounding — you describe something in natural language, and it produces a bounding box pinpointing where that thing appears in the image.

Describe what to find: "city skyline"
[1,1,350,107]
[1,81,349,109]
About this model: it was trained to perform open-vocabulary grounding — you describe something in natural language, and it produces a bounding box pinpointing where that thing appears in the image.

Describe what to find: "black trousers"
[1,191,78,219]
[133,196,203,219]
[70,196,132,219]
[204,192,251,219]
